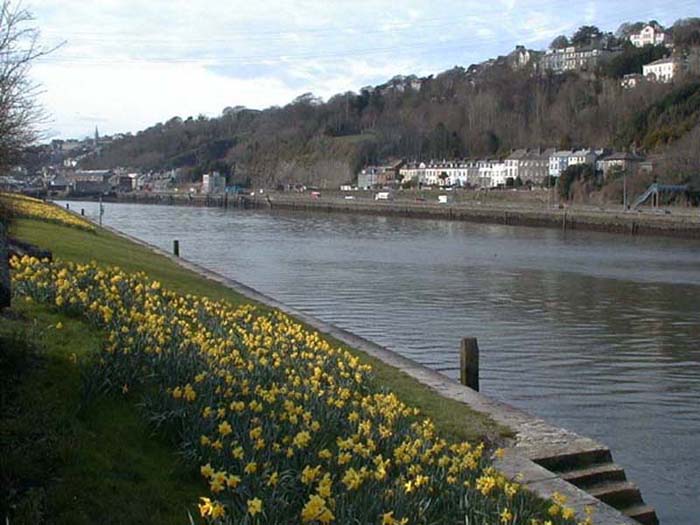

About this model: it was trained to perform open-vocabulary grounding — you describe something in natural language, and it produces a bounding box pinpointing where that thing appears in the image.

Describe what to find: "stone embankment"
[93,190,700,240]
[265,193,700,240]
[98,219,659,525]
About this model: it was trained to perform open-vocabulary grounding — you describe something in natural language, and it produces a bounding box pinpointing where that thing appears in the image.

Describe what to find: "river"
[64,200,700,524]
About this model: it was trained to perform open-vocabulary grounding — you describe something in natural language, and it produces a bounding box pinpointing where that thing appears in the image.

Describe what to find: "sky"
[26,0,698,140]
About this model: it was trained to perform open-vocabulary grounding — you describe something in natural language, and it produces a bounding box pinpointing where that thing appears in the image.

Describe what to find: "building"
[118,174,137,192]
[629,24,667,48]
[538,44,620,74]
[358,167,380,189]
[202,172,225,194]
[621,73,645,89]
[548,151,572,178]
[568,149,597,167]
[477,160,507,188]
[519,148,555,186]
[505,149,527,181]
[398,162,426,186]
[643,56,685,83]
[596,152,644,179]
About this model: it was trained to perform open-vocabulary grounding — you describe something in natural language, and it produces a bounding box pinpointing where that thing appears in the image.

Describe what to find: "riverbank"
[1,193,656,523]
[73,190,700,240]
[87,217,653,525]
[5,214,596,524]
[266,193,700,240]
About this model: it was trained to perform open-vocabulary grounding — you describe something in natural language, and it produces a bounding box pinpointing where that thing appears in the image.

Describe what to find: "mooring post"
[173,239,180,257]
[460,337,480,391]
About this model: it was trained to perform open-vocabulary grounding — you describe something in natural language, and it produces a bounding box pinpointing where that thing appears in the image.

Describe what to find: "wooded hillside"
[80,20,700,189]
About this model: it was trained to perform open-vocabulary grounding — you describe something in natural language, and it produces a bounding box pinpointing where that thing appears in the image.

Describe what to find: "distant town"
[1,20,698,199]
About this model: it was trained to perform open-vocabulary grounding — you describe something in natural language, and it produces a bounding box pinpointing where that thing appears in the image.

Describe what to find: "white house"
[621,73,644,89]
[399,162,426,185]
[643,57,684,83]
[629,24,667,48]
[505,149,527,181]
[568,149,597,167]
[202,172,225,193]
[548,151,572,178]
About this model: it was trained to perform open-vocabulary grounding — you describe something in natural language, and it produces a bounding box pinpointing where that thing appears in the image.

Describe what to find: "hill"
[77,21,700,189]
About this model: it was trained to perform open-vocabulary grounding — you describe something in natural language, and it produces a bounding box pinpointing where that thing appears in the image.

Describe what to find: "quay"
[78,190,700,240]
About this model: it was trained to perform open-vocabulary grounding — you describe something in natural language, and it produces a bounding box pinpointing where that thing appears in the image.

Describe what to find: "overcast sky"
[28,0,697,140]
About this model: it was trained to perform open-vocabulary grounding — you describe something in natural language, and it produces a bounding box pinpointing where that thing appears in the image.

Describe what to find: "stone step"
[623,504,659,525]
[560,462,627,488]
[534,447,613,473]
[588,481,644,509]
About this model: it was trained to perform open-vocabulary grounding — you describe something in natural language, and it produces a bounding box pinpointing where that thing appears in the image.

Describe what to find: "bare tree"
[0,0,54,170]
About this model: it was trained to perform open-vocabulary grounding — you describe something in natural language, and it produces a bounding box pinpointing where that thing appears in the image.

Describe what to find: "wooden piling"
[173,239,180,257]
[460,337,480,391]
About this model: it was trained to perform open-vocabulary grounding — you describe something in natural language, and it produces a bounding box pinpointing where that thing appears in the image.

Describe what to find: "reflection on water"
[66,201,700,525]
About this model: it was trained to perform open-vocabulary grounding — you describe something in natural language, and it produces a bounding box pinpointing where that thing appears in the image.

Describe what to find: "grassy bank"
[0,300,201,524]
[2,203,593,524]
[11,218,506,444]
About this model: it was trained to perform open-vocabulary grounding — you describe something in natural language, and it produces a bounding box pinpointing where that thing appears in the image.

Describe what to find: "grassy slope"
[0,301,201,525]
[12,218,508,443]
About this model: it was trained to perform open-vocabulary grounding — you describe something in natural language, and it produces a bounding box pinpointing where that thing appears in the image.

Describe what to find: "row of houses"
[358,149,646,189]
[535,24,691,84]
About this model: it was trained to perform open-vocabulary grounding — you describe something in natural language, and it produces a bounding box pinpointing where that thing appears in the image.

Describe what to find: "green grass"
[11,218,509,444]
[4,217,509,523]
[0,300,202,525]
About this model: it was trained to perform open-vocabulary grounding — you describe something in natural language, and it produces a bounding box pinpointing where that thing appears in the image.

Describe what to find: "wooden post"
[81,208,85,216]
[173,240,179,257]
[460,338,480,391]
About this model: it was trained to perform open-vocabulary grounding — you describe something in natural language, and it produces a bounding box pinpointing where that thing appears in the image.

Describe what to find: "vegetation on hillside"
[79,22,700,190]
[615,81,700,150]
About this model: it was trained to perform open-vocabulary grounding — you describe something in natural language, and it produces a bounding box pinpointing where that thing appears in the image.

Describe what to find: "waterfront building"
[358,163,402,189]
[519,148,555,185]
[202,172,225,194]
[398,162,426,185]
[596,152,644,179]
[477,160,507,188]
[568,149,597,167]
[505,149,528,181]
[548,150,572,178]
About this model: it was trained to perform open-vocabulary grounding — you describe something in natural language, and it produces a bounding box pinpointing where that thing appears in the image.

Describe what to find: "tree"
[571,25,602,47]
[558,163,595,200]
[671,18,700,48]
[550,35,569,50]
[0,1,53,170]
[603,44,668,78]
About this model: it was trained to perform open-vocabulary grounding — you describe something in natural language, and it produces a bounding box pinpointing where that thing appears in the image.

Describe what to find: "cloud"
[32,61,299,139]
